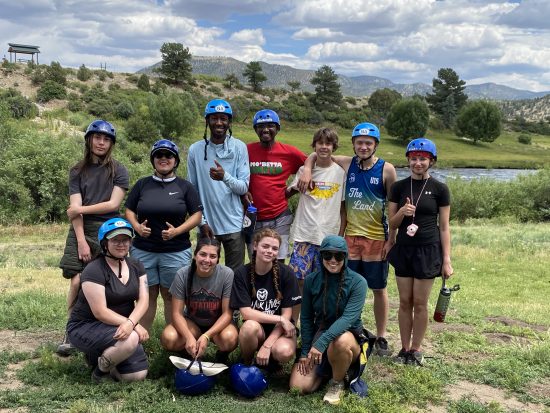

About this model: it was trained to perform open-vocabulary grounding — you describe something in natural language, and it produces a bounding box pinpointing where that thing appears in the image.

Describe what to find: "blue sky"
[1,0,549,92]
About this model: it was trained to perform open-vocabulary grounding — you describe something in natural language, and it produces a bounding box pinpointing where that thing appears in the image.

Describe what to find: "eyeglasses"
[321,251,346,262]
[154,151,175,159]
[109,238,131,246]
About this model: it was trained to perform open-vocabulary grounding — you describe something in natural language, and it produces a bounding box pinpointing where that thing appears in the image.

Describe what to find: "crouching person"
[161,238,238,363]
[289,235,368,405]
[67,218,149,383]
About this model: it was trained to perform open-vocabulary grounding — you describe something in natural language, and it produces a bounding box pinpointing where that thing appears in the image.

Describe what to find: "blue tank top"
[345,157,388,240]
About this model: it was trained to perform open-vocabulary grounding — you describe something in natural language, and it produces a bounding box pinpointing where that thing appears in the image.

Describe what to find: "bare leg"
[238,320,264,365]
[67,274,81,313]
[160,321,201,352]
[371,288,389,338]
[271,336,296,364]
[141,284,160,333]
[396,277,414,350]
[327,332,360,381]
[410,278,435,350]
[289,362,323,394]
[212,324,238,353]
[159,286,172,326]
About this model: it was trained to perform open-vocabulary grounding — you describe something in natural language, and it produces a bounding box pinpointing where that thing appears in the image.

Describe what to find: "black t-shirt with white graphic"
[230,263,302,316]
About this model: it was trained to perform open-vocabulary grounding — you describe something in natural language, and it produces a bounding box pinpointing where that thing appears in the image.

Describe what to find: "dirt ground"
[0,327,547,412]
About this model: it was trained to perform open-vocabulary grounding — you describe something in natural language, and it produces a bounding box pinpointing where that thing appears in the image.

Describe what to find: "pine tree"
[243,61,267,92]
[310,65,342,109]
[156,43,193,86]
[426,68,468,128]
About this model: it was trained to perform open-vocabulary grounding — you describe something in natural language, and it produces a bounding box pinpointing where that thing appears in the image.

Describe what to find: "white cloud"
[306,42,380,60]
[229,29,266,45]
[292,28,345,40]
[497,0,550,29]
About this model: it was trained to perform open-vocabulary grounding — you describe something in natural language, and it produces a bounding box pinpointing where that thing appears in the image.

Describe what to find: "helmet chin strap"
[355,146,377,171]
[104,250,125,278]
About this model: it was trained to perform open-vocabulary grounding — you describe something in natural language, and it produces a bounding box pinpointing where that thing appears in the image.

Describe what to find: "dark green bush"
[76,64,93,81]
[97,71,107,81]
[115,101,135,119]
[137,74,150,91]
[0,88,37,118]
[517,134,532,145]
[36,81,67,102]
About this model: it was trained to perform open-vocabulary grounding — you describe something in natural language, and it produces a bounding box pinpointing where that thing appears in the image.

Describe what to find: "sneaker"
[91,366,111,384]
[406,350,424,366]
[393,348,409,364]
[323,379,345,405]
[374,336,392,357]
[56,334,77,357]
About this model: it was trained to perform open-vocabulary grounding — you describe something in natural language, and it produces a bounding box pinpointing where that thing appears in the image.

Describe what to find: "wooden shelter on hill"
[7,43,40,64]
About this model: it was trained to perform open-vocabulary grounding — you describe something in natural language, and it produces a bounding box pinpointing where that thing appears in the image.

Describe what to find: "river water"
[396,168,537,182]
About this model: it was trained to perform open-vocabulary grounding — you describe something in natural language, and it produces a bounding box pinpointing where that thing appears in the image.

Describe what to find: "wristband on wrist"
[201,333,210,342]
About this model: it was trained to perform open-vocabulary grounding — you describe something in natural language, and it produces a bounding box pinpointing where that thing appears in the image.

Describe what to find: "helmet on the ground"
[406,138,437,160]
[150,139,180,168]
[230,363,268,398]
[174,366,216,396]
[204,99,232,119]
[253,109,280,129]
[352,122,380,142]
[85,120,116,143]
[98,218,135,244]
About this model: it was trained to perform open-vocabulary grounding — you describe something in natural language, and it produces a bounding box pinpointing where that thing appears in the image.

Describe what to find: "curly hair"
[186,238,221,306]
[249,228,283,301]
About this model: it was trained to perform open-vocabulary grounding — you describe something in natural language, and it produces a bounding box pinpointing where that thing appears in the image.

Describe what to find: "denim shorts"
[130,247,192,289]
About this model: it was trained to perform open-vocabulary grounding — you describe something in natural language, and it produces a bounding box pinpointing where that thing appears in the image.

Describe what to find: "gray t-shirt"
[69,160,129,222]
[170,264,234,327]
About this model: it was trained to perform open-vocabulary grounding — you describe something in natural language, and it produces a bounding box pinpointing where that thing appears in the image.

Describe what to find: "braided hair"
[186,238,221,306]
[249,228,283,301]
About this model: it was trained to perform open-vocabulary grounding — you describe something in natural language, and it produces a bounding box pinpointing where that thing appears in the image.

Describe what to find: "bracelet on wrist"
[126,318,135,328]
[201,333,210,342]
[262,344,272,350]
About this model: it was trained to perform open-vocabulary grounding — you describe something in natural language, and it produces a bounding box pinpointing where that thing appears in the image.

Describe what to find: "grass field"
[190,123,550,170]
[0,222,549,413]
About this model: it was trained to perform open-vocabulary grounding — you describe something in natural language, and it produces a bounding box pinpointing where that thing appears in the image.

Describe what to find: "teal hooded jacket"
[300,235,368,356]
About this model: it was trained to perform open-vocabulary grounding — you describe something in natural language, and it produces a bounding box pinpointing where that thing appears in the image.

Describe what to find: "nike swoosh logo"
[169,192,179,195]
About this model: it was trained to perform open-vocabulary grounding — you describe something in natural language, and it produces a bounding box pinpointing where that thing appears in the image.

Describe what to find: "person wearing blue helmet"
[57,119,129,356]
[243,109,307,263]
[187,98,250,271]
[125,139,203,332]
[66,218,149,383]
[289,235,368,405]
[298,122,397,358]
[387,138,453,366]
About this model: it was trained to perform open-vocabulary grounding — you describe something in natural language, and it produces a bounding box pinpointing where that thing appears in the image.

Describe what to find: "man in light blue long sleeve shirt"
[187,99,250,270]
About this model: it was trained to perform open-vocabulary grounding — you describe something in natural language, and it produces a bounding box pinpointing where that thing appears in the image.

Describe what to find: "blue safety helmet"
[85,120,117,143]
[98,218,134,244]
[230,363,268,398]
[150,139,180,168]
[174,364,216,396]
[204,99,232,119]
[253,109,280,129]
[352,122,380,142]
[406,138,437,161]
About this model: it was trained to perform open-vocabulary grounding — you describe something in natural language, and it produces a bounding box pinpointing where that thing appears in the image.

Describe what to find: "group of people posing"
[57,98,453,405]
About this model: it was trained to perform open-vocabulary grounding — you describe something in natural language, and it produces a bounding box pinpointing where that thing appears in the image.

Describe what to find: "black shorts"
[67,320,148,374]
[387,243,442,279]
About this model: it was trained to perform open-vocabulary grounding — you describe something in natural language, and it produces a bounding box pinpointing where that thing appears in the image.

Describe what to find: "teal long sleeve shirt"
[300,268,367,356]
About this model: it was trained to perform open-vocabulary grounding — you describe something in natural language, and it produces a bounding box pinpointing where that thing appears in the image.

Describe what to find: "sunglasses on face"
[321,251,346,262]
[154,151,175,159]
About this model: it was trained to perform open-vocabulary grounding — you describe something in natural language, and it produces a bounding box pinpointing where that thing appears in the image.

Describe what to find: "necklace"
[410,177,429,221]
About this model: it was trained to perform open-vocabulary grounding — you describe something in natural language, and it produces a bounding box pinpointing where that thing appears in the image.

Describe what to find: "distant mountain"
[138,56,550,101]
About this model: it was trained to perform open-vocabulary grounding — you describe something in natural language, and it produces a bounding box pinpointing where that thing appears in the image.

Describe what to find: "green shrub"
[207,85,222,96]
[0,88,37,119]
[45,61,67,85]
[76,64,93,81]
[108,83,121,91]
[115,101,135,119]
[0,124,80,223]
[96,71,107,81]
[137,74,150,91]
[127,74,138,84]
[31,67,46,85]
[517,134,532,145]
[36,81,67,102]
